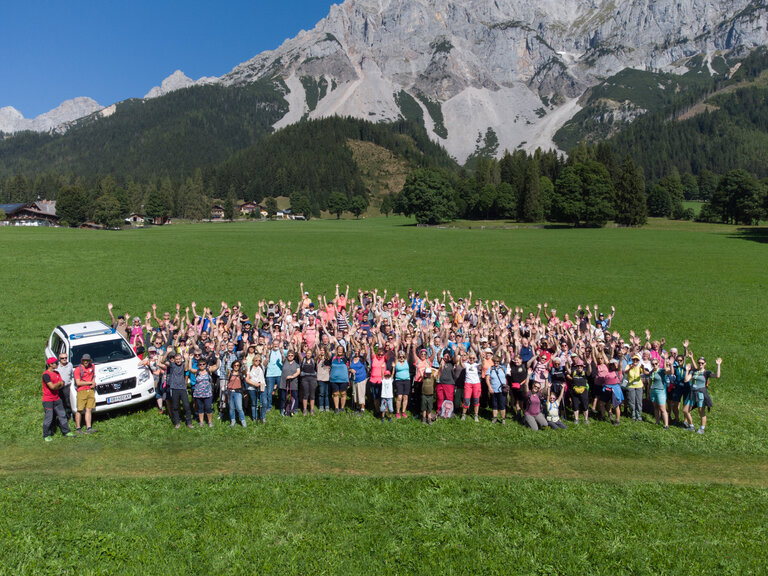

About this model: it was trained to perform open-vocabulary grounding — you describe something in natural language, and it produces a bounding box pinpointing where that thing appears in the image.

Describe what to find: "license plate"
[106,393,132,404]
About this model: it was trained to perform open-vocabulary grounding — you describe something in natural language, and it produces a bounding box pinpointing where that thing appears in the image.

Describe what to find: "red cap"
[46,357,58,365]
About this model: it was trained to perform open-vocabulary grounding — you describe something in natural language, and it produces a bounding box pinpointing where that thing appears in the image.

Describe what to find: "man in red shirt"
[42,358,75,441]
[74,354,97,434]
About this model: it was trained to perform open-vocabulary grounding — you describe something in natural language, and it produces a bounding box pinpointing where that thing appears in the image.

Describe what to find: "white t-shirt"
[381,376,394,399]
[464,362,481,385]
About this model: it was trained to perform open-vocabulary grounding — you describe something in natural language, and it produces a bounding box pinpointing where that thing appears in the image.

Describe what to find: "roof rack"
[69,328,116,340]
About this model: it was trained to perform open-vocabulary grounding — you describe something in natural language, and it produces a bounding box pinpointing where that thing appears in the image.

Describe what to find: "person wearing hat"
[567,357,591,424]
[299,282,312,311]
[74,354,97,434]
[42,357,75,441]
[623,353,645,421]
[485,354,508,425]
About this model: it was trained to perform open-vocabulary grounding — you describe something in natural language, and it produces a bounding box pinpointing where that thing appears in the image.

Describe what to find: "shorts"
[154,384,165,400]
[571,390,589,412]
[420,394,435,413]
[195,396,213,414]
[76,389,95,411]
[394,379,410,397]
[380,398,394,413]
[670,385,687,403]
[490,391,506,411]
[685,390,705,409]
[599,388,613,405]
[330,381,348,394]
[511,386,526,404]
[650,389,667,405]
[464,382,481,403]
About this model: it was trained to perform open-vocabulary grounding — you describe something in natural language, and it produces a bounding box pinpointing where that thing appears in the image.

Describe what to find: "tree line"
[390,143,768,227]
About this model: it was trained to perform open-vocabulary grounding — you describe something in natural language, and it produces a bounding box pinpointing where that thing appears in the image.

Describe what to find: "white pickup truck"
[45,321,155,413]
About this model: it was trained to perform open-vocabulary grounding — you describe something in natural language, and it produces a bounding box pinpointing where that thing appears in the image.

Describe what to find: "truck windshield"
[72,339,135,365]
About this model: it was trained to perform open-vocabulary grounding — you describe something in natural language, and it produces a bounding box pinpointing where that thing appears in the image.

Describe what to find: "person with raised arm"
[646,353,672,429]
[682,348,721,434]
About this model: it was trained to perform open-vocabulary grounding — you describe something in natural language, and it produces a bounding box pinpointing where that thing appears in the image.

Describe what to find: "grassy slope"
[3,477,766,575]
[1,219,767,573]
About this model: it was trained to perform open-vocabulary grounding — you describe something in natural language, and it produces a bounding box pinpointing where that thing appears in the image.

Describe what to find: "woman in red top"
[42,358,75,441]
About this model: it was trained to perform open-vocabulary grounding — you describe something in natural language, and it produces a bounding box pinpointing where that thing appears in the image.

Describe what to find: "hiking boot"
[500,419,506,426]
[474,415,479,423]
[491,417,498,424]
[612,421,621,426]
[174,423,181,429]
[697,427,705,435]
[44,436,53,442]
[209,421,214,428]
[65,432,77,438]
[241,421,247,428]
[187,423,195,430]
[461,414,466,421]
[85,427,97,434]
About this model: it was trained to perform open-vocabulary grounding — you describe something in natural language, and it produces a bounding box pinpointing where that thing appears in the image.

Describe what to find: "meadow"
[1,217,767,574]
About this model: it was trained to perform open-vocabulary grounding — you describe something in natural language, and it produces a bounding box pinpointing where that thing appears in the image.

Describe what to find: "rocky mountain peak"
[223,0,768,161]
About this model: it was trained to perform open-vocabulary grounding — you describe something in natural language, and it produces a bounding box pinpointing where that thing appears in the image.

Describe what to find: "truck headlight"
[138,369,151,383]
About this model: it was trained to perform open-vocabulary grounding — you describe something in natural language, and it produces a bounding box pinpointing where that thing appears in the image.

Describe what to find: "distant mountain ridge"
[1,0,767,164]
[0,97,103,134]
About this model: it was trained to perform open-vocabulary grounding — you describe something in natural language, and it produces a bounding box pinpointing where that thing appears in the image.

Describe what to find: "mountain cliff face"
[220,0,768,161]
[2,0,766,163]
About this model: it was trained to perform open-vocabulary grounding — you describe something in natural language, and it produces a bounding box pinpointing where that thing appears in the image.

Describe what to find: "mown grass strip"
[2,442,767,486]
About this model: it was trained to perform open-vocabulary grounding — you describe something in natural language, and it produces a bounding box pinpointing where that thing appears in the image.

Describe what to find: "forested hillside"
[556,48,768,180]
[0,80,287,181]
[205,117,456,208]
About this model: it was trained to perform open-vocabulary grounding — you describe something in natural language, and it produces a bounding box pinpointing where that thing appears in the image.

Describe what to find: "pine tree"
[379,194,393,218]
[224,186,237,221]
[553,167,584,224]
[56,186,88,227]
[93,188,124,228]
[614,156,647,226]
[521,161,543,222]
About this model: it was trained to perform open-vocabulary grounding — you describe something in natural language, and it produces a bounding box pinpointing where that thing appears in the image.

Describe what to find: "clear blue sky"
[1,0,337,118]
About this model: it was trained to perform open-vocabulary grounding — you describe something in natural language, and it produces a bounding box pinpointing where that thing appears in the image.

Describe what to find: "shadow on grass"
[728,227,768,244]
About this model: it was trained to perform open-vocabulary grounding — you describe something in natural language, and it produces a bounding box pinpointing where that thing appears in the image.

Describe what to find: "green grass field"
[1,217,767,574]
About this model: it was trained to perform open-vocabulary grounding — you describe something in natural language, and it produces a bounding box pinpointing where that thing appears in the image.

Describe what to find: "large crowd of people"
[42,284,722,439]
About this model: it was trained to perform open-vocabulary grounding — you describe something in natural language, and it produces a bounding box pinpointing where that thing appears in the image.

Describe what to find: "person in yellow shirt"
[623,355,644,421]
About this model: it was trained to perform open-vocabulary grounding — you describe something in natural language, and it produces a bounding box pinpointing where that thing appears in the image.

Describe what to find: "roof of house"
[0,203,27,215]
